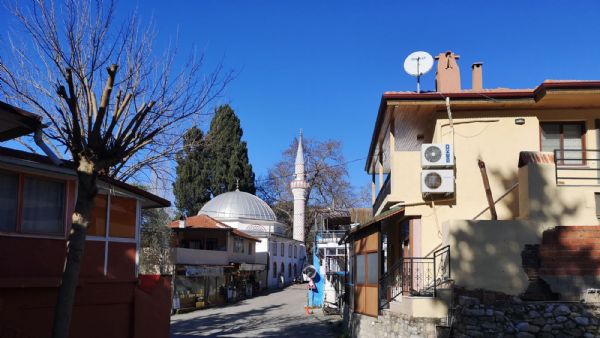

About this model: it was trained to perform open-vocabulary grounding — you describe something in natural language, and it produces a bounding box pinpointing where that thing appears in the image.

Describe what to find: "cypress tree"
[173,105,256,216]
[207,104,256,195]
[173,127,212,216]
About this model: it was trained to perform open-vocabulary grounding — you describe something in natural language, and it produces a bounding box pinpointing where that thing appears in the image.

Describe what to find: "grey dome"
[198,190,276,221]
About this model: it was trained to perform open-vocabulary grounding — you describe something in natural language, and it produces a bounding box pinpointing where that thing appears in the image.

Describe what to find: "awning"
[338,207,405,244]
[238,263,265,271]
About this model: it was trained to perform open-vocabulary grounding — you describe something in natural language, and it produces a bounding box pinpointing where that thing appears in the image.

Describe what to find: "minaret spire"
[290,130,309,243]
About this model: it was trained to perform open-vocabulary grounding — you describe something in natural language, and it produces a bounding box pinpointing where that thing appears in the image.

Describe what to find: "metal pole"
[433,252,437,297]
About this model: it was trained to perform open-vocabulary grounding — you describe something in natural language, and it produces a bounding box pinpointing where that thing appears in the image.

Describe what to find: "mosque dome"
[198,190,277,222]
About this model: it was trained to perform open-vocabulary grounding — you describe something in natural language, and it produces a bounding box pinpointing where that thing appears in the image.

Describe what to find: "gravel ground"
[170,284,342,337]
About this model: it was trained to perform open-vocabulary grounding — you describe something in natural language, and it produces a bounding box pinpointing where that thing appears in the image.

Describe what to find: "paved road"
[171,284,342,337]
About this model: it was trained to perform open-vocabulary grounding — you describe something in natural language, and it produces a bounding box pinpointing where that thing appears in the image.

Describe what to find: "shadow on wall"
[446,163,592,298]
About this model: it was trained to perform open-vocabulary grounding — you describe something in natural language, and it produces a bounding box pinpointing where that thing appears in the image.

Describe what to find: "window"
[0,172,19,232]
[109,196,136,238]
[206,238,218,250]
[294,245,297,258]
[356,255,365,284]
[188,240,204,249]
[281,243,285,256]
[89,195,107,236]
[294,263,297,276]
[281,262,284,276]
[288,263,292,277]
[288,244,292,257]
[540,122,585,165]
[355,252,378,286]
[0,171,66,236]
[234,237,244,253]
[272,262,277,278]
[248,242,252,255]
[272,241,277,256]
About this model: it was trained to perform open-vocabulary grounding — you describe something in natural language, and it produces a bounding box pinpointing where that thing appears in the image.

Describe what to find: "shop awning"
[184,265,224,277]
[238,263,265,271]
[338,207,405,244]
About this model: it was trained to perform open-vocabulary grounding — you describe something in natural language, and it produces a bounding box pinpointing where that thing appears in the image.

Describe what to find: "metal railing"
[554,149,600,186]
[373,174,391,214]
[379,245,451,309]
[325,255,345,274]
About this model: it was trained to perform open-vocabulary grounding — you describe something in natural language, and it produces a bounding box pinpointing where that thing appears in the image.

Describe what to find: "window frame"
[281,242,285,257]
[354,250,379,287]
[85,192,141,276]
[0,169,68,238]
[539,121,587,166]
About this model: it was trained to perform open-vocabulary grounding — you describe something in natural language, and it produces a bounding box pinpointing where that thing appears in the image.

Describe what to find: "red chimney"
[435,51,461,93]
[472,62,483,91]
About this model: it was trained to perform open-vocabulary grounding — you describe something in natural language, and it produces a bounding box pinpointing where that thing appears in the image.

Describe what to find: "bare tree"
[0,1,232,337]
[257,137,362,241]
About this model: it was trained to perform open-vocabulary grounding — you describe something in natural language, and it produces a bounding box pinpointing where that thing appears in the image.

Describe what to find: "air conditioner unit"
[421,144,454,168]
[421,170,455,194]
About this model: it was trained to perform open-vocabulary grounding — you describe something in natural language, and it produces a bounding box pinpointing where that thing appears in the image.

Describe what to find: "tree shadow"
[448,160,600,300]
[170,303,340,338]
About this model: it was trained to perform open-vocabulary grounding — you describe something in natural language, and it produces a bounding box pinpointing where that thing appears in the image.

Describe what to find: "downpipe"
[34,128,61,165]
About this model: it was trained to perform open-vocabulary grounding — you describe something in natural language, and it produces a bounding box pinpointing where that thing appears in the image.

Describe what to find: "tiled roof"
[169,214,260,242]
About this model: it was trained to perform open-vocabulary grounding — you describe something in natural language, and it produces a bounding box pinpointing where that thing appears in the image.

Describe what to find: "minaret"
[290,130,309,242]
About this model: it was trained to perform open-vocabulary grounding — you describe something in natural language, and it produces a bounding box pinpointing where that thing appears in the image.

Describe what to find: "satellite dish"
[403,51,434,93]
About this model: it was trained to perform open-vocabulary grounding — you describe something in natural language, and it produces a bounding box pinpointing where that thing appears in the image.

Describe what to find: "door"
[400,220,411,293]
[353,231,379,317]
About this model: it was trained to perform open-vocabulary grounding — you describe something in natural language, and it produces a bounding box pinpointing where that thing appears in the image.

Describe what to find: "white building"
[198,189,306,289]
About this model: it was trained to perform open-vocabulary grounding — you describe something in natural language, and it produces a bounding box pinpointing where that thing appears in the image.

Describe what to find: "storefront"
[173,265,229,311]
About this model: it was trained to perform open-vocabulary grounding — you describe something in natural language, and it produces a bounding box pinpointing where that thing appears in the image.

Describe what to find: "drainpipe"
[34,128,61,165]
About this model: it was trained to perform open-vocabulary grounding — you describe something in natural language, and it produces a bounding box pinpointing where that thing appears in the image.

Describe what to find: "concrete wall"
[382,109,600,263]
[443,219,542,295]
[519,162,600,227]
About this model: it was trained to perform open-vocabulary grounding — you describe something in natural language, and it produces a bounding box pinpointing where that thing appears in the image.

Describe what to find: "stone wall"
[452,296,600,338]
[348,310,443,338]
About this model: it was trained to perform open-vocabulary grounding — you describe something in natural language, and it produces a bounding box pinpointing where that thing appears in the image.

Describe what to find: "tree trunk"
[52,160,97,338]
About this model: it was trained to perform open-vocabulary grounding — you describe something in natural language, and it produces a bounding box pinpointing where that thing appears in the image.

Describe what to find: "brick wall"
[540,226,600,276]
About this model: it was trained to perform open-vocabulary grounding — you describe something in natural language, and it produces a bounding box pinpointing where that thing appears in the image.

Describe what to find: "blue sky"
[3,1,600,198]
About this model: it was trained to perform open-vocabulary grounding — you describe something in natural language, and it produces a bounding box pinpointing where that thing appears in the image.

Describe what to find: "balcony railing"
[373,174,391,214]
[379,245,450,309]
[554,149,600,186]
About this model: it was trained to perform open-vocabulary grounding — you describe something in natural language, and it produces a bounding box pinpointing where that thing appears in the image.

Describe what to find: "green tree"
[173,105,256,216]
[140,207,172,275]
[173,127,212,216]
[207,104,255,195]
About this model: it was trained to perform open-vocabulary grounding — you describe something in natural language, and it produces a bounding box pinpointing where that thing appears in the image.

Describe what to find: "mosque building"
[196,132,308,289]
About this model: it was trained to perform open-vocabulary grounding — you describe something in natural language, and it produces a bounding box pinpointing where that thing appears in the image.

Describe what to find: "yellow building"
[343,51,600,332]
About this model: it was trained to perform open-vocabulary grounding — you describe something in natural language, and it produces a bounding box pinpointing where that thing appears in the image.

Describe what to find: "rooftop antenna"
[403,51,434,93]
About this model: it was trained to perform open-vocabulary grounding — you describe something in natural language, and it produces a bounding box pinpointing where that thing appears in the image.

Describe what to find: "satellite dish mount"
[403,51,434,93]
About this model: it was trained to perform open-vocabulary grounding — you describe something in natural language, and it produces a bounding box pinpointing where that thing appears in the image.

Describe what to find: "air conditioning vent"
[421,170,454,194]
[424,146,442,163]
[421,144,454,168]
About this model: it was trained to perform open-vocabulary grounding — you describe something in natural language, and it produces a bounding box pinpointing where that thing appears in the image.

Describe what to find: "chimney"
[435,51,461,92]
[472,62,483,91]
[179,220,185,228]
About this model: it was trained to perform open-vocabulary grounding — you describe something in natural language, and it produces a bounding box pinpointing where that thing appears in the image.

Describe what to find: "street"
[170,284,342,337]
